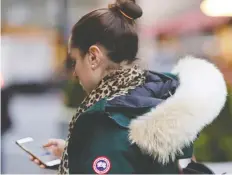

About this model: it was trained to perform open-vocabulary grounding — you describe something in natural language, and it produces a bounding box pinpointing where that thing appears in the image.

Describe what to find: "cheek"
[74,60,91,82]
[74,62,82,76]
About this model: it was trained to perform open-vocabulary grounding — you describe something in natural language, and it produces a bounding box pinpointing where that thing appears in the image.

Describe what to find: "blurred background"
[1,0,232,174]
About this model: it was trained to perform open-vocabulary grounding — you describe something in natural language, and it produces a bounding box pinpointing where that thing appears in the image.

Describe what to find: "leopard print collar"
[58,65,145,174]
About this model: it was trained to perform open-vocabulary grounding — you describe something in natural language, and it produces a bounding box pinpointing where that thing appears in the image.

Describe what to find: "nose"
[73,71,79,79]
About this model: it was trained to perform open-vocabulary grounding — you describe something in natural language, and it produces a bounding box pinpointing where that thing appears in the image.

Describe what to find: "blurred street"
[2,92,65,174]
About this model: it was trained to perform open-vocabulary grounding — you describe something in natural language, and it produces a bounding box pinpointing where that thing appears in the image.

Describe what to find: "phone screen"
[16,137,61,167]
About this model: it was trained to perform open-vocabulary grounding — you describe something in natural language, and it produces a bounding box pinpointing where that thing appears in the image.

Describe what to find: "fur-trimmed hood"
[107,56,227,164]
[129,56,227,164]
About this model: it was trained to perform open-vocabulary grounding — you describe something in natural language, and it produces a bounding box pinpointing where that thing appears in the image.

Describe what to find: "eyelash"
[71,59,76,68]
[66,54,76,70]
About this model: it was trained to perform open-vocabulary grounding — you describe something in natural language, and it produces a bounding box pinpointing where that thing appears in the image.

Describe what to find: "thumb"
[43,139,58,147]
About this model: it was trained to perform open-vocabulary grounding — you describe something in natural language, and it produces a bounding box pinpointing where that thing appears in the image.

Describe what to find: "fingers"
[40,164,46,168]
[30,155,34,161]
[51,147,59,155]
[30,157,46,168]
[29,156,40,165]
[43,139,57,147]
[34,159,41,165]
[29,155,46,169]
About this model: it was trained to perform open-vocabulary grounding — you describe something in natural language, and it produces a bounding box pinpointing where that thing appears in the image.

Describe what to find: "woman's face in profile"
[69,46,108,94]
[70,48,94,93]
[67,35,95,92]
[68,35,112,93]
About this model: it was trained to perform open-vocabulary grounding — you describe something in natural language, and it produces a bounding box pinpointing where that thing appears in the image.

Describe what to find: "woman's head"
[69,0,143,93]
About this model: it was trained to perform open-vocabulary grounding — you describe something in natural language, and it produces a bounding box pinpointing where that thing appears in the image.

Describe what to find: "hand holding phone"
[16,137,65,168]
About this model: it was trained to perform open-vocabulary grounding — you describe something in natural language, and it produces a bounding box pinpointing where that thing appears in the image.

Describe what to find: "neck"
[85,61,137,94]
[105,61,135,74]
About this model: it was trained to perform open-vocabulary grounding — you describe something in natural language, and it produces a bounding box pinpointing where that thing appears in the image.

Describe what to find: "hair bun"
[116,0,143,20]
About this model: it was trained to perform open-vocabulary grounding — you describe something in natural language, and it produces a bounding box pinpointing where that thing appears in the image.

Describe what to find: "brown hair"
[70,0,143,63]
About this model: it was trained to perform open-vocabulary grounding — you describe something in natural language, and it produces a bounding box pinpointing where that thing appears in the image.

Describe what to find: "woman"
[31,0,227,174]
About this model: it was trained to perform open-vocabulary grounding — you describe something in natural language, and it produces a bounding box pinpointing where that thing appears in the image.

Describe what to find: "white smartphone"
[16,137,61,167]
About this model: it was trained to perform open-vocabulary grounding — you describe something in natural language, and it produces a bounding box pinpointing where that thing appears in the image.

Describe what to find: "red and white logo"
[92,156,111,174]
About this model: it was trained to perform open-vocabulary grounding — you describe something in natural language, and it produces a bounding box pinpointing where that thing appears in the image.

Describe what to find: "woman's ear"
[88,45,102,70]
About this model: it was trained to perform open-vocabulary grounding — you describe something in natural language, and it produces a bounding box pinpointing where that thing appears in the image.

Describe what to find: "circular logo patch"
[92,156,111,174]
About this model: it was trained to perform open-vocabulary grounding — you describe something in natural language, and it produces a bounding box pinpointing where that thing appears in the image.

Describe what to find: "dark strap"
[182,161,214,174]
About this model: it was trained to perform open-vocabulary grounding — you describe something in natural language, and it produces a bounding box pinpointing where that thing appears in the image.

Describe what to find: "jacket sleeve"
[68,112,137,174]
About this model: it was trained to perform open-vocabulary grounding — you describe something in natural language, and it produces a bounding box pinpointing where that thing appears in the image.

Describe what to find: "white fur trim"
[129,56,227,164]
